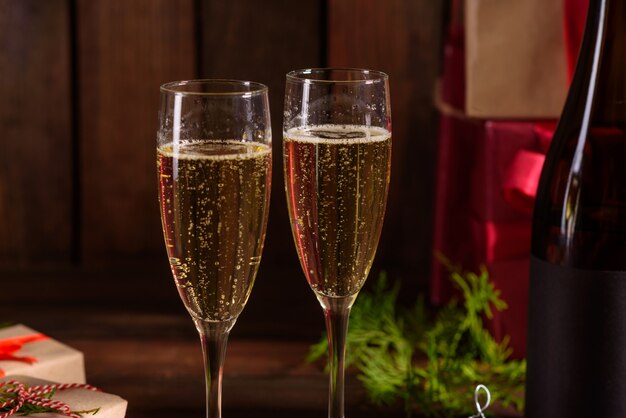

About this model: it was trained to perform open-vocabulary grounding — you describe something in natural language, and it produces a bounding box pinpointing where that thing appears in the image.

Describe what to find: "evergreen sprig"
[308,264,526,417]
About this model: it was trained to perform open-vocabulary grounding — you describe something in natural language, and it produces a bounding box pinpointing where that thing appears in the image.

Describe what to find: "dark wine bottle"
[527,0,626,416]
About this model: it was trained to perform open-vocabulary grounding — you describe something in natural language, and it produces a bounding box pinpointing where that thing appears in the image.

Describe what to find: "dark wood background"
[0,1,446,416]
[0,0,445,317]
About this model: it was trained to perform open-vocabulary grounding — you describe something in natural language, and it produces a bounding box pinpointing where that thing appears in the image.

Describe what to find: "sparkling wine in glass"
[283,68,391,418]
[157,80,271,418]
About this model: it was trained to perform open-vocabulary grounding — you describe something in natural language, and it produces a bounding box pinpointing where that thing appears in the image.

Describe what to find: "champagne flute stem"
[319,294,358,418]
[194,318,236,418]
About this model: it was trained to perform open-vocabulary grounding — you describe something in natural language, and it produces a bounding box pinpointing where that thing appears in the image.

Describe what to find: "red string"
[0,380,100,418]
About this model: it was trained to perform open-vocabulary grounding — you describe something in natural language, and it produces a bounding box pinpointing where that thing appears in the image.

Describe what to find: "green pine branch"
[308,264,526,417]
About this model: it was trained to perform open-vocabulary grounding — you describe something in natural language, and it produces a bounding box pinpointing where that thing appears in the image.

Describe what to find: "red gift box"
[431,4,566,358]
[432,0,590,358]
[431,109,551,357]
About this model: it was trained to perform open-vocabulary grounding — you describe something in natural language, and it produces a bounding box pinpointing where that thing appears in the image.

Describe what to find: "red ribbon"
[502,123,556,213]
[564,0,589,80]
[0,379,99,418]
[0,334,49,378]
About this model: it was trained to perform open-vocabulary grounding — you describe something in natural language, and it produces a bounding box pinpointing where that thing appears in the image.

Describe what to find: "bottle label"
[526,255,626,417]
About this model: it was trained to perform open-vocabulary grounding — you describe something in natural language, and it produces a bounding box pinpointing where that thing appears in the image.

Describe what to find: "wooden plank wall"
[0,0,72,266]
[77,0,197,263]
[0,0,444,291]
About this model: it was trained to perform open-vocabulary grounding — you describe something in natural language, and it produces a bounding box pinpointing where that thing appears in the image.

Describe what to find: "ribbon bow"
[502,123,555,214]
[0,334,49,377]
[0,380,99,418]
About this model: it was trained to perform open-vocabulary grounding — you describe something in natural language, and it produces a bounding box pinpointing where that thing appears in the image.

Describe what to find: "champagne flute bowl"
[283,68,391,418]
[157,79,272,418]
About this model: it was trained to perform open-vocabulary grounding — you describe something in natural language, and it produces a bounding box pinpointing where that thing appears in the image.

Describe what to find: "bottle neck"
[531,0,626,268]
[570,0,626,125]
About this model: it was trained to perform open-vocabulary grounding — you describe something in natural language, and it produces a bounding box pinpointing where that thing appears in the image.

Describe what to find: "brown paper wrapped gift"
[464,0,569,118]
[0,325,85,384]
[0,375,127,418]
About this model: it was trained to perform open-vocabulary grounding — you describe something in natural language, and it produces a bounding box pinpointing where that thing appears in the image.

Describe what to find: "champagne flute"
[157,80,271,418]
[283,68,391,418]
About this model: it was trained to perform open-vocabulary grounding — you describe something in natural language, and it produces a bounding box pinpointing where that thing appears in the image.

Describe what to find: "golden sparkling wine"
[158,140,271,321]
[284,125,391,297]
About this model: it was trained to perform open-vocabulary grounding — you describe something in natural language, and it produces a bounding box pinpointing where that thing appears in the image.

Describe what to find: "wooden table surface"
[0,266,403,418]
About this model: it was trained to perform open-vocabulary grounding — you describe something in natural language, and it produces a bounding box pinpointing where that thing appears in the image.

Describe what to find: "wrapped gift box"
[432,10,558,358]
[432,0,591,359]
[431,109,550,358]
[464,0,568,118]
[447,0,588,118]
[0,325,85,383]
[0,375,127,418]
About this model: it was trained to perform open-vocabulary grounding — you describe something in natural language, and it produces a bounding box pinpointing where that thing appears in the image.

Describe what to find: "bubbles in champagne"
[284,125,391,298]
[158,140,271,321]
